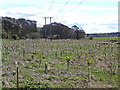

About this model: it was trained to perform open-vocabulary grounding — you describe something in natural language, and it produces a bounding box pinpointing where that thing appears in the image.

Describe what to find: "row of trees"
[2,17,37,39]
[39,22,86,39]
[86,32,119,37]
[2,17,86,39]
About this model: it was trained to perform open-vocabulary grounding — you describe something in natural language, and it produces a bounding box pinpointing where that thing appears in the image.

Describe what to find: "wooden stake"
[40,60,41,68]
[88,66,91,82]
[17,67,19,89]
[67,61,69,71]
[45,62,48,74]
[23,50,25,57]
[31,55,34,61]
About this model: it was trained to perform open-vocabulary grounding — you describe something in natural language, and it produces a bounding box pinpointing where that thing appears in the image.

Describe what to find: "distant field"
[93,37,119,40]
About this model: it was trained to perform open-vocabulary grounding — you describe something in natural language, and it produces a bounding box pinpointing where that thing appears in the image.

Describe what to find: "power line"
[53,0,86,17]
[59,0,71,12]
[49,0,55,10]
[53,0,71,17]
[70,0,86,11]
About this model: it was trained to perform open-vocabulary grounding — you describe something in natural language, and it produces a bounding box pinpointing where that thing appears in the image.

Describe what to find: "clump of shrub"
[88,35,94,40]
[12,34,19,40]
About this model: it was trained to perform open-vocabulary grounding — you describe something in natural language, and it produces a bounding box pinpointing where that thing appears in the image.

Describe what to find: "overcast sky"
[0,0,118,33]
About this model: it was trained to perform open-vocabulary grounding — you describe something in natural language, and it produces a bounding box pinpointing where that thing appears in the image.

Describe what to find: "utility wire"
[59,0,71,12]
[53,0,86,17]
[53,0,71,17]
[49,0,55,10]
[70,0,86,11]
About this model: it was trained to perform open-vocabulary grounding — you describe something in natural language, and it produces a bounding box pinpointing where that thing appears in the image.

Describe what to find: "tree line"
[86,32,119,37]
[39,22,85,40]
[2,17,86,40]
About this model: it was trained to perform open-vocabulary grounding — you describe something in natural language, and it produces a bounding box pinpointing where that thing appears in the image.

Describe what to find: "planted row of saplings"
[23,49,115,83]
[2,41,117,86]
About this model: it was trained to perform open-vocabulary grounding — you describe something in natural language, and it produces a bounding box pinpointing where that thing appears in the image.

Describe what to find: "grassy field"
[1,39,118,88]
[93,37,119,40]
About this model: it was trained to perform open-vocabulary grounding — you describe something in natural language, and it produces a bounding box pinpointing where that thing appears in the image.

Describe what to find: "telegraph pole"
[44,17,53,41]
[49,17,53,39]
[44,17,47,40]
[49,17,53,24]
